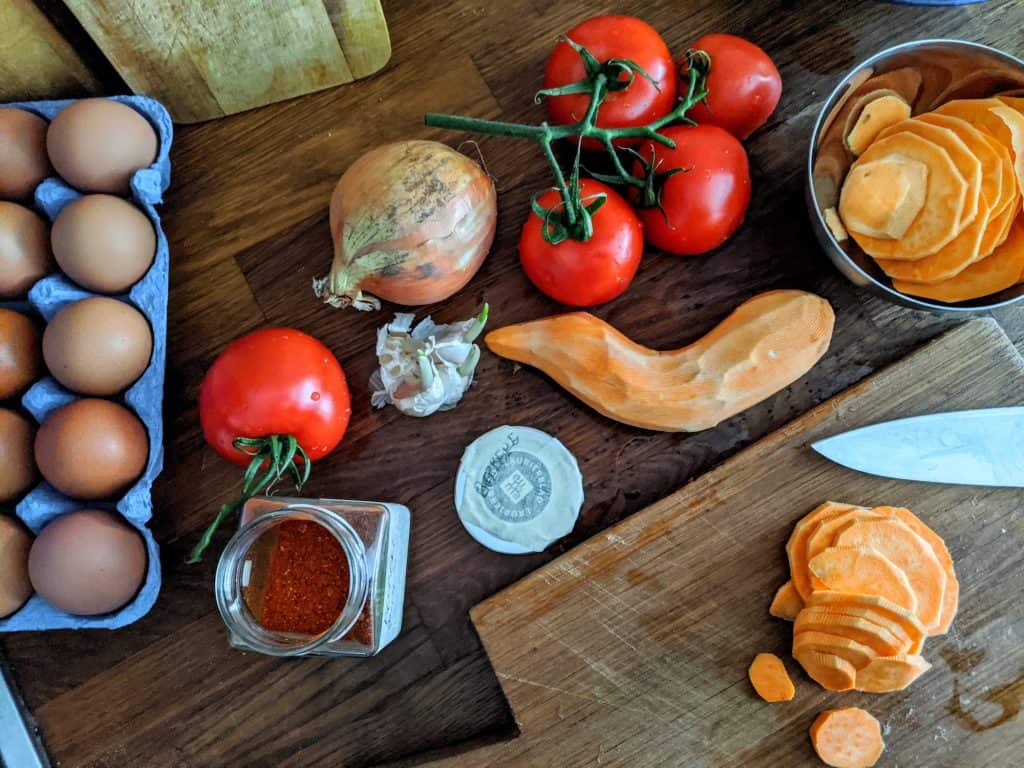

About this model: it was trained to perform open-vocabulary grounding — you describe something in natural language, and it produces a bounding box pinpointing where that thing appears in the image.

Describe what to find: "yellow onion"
[314,140,497,311]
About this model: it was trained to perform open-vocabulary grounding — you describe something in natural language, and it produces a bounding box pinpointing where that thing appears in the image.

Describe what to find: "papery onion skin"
[315,140,497,311]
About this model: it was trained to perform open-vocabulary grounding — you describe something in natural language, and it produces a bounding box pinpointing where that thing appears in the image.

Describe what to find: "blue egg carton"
[0,96,172,631]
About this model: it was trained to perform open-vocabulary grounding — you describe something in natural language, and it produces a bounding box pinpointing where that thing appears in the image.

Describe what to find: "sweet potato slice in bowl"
[834,517,946,631]
[787,502,864,601]
[878,506,959,635]
[811,708,885,768]
[840,155,928,240]
[794,630,877,670]
[793,647,856,692]
[935,98,1024,203]
[808,546,918,615]
[770,580,803,621]
[856,654,932,693]
[846,133,967,261]
[845,92,912,156]
[805,590,926,651]
[895,215,1024,302]
[796,608,908,657]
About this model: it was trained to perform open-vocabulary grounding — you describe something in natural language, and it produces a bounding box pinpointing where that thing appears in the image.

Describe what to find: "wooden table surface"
[3,1,1024,766]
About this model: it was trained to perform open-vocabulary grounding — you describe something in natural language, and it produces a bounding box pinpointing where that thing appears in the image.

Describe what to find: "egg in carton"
[0,96,172,631]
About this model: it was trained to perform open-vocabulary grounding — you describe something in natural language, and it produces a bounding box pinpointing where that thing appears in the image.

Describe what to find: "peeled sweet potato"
[845,93,912,156]
[485,290,834,433]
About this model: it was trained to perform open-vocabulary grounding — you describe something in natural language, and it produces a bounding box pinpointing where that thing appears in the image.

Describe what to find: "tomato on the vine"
[200,328,351,466]
[683,34,782,140]
[520,178,642,306]
[631,124,750,256]
[544,15,677,145]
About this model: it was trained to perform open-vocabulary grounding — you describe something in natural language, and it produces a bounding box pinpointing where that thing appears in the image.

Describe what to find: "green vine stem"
[424,42,709,242]
[187,434,311,563]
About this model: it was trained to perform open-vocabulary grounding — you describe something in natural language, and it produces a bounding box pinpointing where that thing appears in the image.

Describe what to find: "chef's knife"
[812,407,1024,487]
[0,655,50,768]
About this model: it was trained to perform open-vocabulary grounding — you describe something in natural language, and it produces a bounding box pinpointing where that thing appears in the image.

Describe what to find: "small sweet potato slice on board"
[856,654,932,693]
[810,708,885,768]
[796,609,908,657]
[793,648,857,692]
[834,517,946,631]
[787,502,863,601]
[770,580,803,621]
[894,216,1024,302]
[848,133,968,261]
[808,547,918,615]
[805,591,926,652]
[793,630,877,670]
[878,506,959,635]
[748,653,796,702]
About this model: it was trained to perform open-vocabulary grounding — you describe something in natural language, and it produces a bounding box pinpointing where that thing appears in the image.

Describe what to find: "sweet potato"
[793,630,877,670]
[793,648,856,692]
[856,654,932,693]
[847,133,968,261]
[485,290,834,432]
[808,547,918,614]
[769,580,803,621]
[834,518,946,631]
[839,155,928,240]
[810,708,885,768]
[795,608,908,657]
[824,206,849,242]
[748,652,795,702]
[894,216,1024,302]
[787,502,864,601]
[805,591,926,651]
[845,93,912,156]
[804,508,885,590]
[935,98,1024,202]
[879,506,959,635]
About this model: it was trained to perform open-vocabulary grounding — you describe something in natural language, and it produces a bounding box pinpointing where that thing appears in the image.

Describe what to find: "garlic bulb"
[370,304,488,417]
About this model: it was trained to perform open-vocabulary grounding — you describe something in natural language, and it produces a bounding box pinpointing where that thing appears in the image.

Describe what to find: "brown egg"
[0,108,51,201]
[28,509,146,615]
[46,99,158,194]
[0,308,42,399]
[51,195,156,294]
[0,408,36,502]
[34,399,148,499]
[0,515,33,618]
[43,298,152,396]
[0,201,53,299]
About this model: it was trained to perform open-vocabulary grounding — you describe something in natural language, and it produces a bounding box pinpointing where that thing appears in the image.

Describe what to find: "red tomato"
[520,179,642,306]
[545,15,677,145]
[631,124,750,256]
[200,328,351,466]
[684,34,782,140]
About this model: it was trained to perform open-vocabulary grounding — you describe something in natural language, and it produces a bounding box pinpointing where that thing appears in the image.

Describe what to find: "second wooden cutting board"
[428,319,1024,768]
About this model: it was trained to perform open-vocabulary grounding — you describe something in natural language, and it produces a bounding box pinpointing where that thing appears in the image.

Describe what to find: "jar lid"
[455,425,583,554]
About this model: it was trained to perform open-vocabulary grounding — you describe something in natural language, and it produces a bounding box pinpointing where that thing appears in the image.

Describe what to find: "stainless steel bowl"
[806,39,1024,313]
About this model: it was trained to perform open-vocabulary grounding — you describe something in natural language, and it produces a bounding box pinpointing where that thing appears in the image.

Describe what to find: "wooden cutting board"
[429,319,1024,768]
[61,0,391,123]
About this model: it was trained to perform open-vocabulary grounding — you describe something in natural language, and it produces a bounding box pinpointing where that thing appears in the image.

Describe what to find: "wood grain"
[0,0,100,100]
[1,1,1024,767]
[61,0,391,123]
[423,319,1024,768]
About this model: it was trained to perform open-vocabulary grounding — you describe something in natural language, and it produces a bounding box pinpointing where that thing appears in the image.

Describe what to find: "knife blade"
[812,407,1024,487]
[0,655,50,768]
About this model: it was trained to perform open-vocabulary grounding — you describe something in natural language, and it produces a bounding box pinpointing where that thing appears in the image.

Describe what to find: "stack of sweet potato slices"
[834,93,1024,303]
[771,502,959,693]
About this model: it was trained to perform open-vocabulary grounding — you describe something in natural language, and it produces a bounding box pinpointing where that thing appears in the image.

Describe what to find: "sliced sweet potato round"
[918,113,1006,219]
[810,708,885,768]
[748,652,796,702]
[794,630,877,670]
[805,508,886,590]
[796,608,908,657]
[846,133,968,260]
[935,98,1024,202]
[834,517,946,631]
[876,118,982,229]
[770,580,803,621]
[840,155,928,240]
[894,215,1024,302]
[845,92,912,156]
[877,506,959,635]
[856,654,932,693]
[804,591,926,650]
[794,647,856,692]
[787,502,864,601]
[808,547,918,615]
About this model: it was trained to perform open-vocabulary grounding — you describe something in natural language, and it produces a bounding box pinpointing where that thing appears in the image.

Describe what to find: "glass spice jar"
[215,496,410,657]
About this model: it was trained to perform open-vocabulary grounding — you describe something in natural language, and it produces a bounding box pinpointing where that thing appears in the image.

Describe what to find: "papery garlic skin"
[370,305,488,417]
